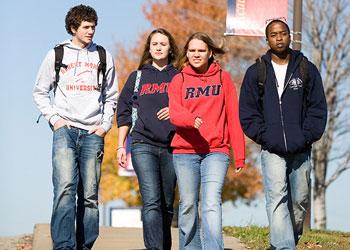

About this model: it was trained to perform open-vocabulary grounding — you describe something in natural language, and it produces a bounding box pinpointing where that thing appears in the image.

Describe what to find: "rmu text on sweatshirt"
[117,64,178,148]
[168,63,245,168]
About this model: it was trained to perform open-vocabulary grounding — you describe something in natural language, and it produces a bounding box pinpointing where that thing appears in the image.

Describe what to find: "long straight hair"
[138,28,179,70]
[176,32,225,70]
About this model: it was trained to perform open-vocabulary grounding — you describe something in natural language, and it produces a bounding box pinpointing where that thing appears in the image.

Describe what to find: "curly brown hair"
[65,5,98,35]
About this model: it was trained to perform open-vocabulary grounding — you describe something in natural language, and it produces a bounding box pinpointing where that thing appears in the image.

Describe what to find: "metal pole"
[293,0,311,229]
[293,0,302,51]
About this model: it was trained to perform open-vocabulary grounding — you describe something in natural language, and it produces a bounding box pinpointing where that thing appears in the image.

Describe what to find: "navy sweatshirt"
[117,64,178,147]
[239,49,327,155]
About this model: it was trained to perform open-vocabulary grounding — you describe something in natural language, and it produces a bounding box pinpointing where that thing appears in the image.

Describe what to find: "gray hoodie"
[33,40,118,132]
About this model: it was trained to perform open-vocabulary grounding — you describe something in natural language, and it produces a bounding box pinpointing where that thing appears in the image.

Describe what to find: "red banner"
[225,0,288,37]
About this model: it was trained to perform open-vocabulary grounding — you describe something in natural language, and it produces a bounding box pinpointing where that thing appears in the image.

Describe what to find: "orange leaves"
[223,164,263,202]
[100,120,141,206]
[222,141,264,203]
[100,173,141,206]
[143,0,264,84]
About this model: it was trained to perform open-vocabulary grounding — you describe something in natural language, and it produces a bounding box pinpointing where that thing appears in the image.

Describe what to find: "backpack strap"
[53,44,67,95]
[299,56,309,84]
[38,45,66,124]
[256,57,266,109]
[96,45,107,91]
[299,56,310,111]
[255,56,310,112]
[130,70,142,133]
[133,70,142,92]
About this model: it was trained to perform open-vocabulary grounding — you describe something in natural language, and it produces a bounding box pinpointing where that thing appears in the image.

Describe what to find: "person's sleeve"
[223,72,246,168]
[100,51,119,132]
[239,65,266,145]
[116,71,137,128]
[302,63,328,144]
[33,49,61,125]
[168,73,197,128]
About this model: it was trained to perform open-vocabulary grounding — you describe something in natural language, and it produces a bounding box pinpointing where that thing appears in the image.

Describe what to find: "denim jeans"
[173,152,229,250]
[261,150,311,250]
[51,126,104,250]
[131,142,177,250]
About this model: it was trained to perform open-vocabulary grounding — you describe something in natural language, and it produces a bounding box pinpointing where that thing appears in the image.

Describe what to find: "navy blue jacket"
[117,64,178,147]
[239,49,327,155]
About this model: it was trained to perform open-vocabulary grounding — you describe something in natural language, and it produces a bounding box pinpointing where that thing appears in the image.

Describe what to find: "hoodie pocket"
[200,117,224,147]
[172,128,210,152]
[285,123,307,154]
[67,91,102,122]
[262,122,287,155]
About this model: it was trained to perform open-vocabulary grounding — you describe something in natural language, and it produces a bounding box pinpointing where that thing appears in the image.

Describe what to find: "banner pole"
[292,0,302,50]
[293,0,311,230]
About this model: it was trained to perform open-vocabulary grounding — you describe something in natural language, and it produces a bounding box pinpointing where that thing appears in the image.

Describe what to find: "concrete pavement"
[32,224,246,250]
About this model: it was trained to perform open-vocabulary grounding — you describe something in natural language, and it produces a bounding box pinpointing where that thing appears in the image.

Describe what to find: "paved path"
[32,224,246,250]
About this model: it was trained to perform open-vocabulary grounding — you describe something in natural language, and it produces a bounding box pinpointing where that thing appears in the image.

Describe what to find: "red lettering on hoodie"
[139,83,168,96]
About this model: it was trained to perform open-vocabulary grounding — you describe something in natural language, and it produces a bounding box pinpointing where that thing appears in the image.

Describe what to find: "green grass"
[223,226,350,250]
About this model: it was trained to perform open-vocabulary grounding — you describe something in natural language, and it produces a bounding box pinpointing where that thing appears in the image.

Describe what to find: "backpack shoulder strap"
[96,45,107,91]
[53,44,66,95]
[134,70,142,92]
[37,45,65,123]
[130,70,142,133]
[256,57,266,108]
[299,56,309,85]
[300,56,310,110]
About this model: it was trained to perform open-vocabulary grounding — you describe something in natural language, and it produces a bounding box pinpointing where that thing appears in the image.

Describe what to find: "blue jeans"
[131,142,177,250]
[261,150,311,250]
[51,126,104,250]
[173,153,229,250]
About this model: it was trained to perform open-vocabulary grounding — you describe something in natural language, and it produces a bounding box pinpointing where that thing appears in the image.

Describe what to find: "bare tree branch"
[326,153,350,187]
[306,0,350,229]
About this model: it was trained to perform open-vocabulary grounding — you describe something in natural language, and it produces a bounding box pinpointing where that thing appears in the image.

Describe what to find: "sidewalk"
[32,224,246,250]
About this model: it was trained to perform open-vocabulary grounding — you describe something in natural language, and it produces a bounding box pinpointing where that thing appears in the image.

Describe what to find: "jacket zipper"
[281,73,293,96]
[279,98,288,152]
[276,73,293,152]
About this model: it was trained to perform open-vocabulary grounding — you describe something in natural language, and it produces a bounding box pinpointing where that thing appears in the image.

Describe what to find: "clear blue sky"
[0,0,349,237]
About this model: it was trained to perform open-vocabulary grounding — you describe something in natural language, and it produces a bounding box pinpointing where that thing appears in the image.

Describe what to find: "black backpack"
[256,56,310,110]
[36,45,107,124]
[53,44,107,94]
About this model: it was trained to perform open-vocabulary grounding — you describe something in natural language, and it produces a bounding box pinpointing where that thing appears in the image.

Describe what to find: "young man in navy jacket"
[239,19,327,249]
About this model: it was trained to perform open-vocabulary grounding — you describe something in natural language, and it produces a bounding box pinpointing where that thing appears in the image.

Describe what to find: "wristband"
[117,146,125,150]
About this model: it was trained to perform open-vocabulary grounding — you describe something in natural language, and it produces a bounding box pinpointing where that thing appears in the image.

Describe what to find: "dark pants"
[131,142,177,250]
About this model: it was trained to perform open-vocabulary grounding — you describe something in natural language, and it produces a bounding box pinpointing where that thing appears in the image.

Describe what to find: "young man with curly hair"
[33,5,118,249]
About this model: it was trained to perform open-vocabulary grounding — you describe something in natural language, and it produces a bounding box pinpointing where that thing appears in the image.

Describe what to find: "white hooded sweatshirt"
[33,40,118,132]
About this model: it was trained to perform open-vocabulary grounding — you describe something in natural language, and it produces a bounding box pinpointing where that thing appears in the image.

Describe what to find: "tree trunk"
[303,188,311,231]
[313,184,326,229]
[313,145,328,230]
[306,0,350,231]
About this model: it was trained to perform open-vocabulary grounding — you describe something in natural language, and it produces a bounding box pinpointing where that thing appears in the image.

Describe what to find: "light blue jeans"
[261,150,311,250]
[51,126,104,250]
[173,152,229,250]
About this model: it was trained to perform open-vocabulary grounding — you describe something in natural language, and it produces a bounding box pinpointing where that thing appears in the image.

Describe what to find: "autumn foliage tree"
[100,0,264,206]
